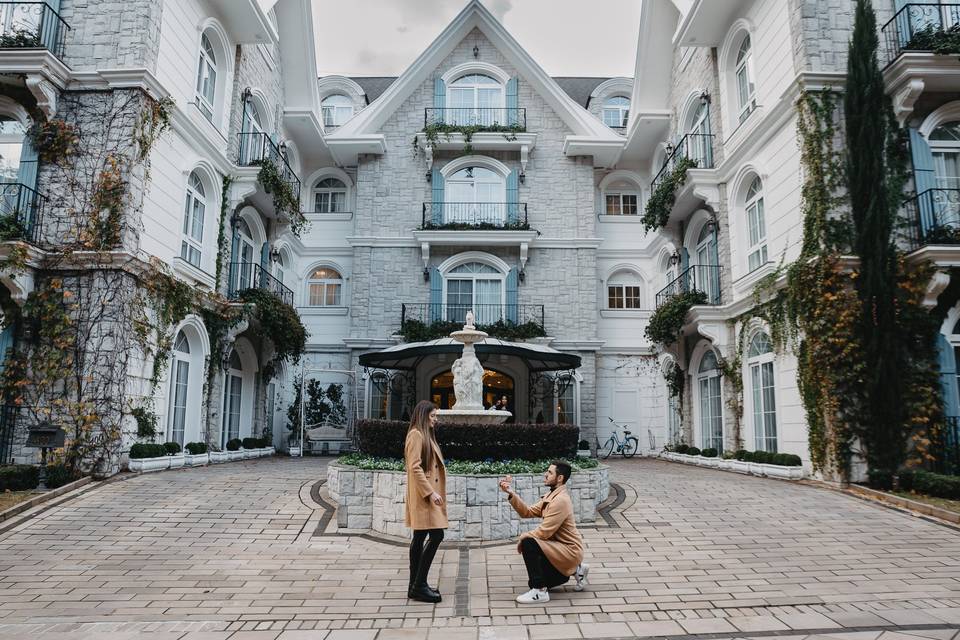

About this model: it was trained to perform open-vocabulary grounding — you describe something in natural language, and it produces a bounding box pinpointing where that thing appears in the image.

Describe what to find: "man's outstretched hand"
[499,475,512,493]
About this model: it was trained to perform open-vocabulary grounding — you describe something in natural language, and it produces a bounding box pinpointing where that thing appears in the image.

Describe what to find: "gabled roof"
[325,0,624,166]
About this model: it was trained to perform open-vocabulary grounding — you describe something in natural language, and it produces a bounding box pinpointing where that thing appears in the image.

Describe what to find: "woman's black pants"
[409,528,444,588]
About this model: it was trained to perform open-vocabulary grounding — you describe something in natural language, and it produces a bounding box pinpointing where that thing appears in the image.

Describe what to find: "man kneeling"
[499,461,589,603]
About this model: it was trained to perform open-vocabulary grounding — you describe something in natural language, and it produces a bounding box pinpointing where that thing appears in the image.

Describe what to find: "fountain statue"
[436,310,512,425]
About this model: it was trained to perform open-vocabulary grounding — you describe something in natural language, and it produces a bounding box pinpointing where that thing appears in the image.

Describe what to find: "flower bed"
[328,458,608,541]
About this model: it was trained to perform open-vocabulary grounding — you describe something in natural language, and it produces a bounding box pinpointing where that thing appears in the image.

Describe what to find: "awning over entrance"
[359,338,581,372]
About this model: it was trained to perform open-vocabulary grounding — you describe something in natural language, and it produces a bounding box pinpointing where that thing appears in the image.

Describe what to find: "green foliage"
[135,97,174,163]
[686,446,701,456]
[898,469,960,500]
[129,443,168,459]
[904,23,960,55]
[0,27,39,48]
[304,380,348,428]
[226,438,242,451]
[185,442,208,455]
[0,464,40,491]
[131,405,158,440]
[419,220,531,231]
[642,157,697,232]
[286,374,303,445]
[44,464,79,489]
[400,318,546,342]
[734,449,803,466]
[700,447,718,458]
[663,359,684,399]
[215,175,234,290]
[337,453,598,475]
[0,213,27,241]
[237,288,307,378]
[420,121,525,155]
[241,437,260,449]
[256,160,307,237]
[644,290,708,346]
[163,441,181,455]
[143,269,197,387]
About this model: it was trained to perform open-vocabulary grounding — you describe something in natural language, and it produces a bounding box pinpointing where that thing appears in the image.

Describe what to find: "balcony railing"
[424,107,526,130]
[0,404,20,465]
[655,264,723,308]
[237,132,302,204]
[401,303,544,332]
[901,188,960,250]
[651,133,715,192]
[0,181,44,244]
[881,3,960,66]
[420,202,529,230]
[227,261,294,307]
[0,2,69,59]
[933,416,960,476]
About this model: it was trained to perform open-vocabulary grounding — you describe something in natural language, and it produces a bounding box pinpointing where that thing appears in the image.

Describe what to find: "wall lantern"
[473,45,480,59]
[668,249,681,267]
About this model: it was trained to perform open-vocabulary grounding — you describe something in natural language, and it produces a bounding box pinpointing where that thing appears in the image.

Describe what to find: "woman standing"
[404,400,447,603]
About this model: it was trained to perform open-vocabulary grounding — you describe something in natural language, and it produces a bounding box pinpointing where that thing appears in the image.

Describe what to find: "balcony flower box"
[208,450,227,464]
[184,453,209,467]
[128,456,170,473]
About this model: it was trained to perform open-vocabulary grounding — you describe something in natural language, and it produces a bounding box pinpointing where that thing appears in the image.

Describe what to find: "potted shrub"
[128,443,170,472]
[260,436,275,456]
[699,447,719,467]
[288,439,301,457]
[242,437,260,459]
[184,442,209,466]
[208,446,227,464]
[165,442,185,469]
[576,439,591,458]
[226,438,243,461]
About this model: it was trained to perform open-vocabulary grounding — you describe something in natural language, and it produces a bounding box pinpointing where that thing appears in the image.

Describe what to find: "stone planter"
[208,450,227,464]
[328,461,609,541]
[576,449,591,458]
[241,448,256,459]
[168,453,185,469]
[263,446,275,457]
[288,446,301,457]
[755,462,805,479]
[128,456,170,473]
[728,459,750,474]
[699,456,719,468]
[184,453,208,467]
[226,450,243,461]
[661,451,805,479]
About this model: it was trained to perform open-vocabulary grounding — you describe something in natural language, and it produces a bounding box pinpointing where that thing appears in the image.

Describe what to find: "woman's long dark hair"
[408,400,439,469]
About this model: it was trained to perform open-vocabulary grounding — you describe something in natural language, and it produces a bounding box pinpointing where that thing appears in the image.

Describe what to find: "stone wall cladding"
[788,0,894,74]
[226,43,287,165]
[668,47,724,164]
[328,462,609,541]
[60,0,163,71]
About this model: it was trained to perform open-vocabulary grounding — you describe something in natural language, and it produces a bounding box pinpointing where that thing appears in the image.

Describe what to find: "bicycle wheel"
[601,437,616,459]
[621,437,639,458]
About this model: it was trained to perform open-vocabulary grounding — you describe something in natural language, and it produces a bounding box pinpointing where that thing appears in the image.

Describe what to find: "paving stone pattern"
[0,457,959,640]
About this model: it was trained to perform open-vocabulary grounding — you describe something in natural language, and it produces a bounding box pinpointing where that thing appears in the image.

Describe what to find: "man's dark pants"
[520,537,570,589]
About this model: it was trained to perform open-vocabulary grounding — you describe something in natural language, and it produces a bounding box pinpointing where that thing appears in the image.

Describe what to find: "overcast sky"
[311,0,641,78]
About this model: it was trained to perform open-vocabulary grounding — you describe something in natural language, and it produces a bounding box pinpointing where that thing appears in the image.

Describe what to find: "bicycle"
[599,417,639,459]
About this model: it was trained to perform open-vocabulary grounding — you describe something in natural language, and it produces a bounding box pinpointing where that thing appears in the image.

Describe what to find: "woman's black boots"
[408,552,441,602]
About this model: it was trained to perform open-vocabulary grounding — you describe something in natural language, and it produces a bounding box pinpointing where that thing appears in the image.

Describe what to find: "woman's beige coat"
[509,484,584,576]
[403,429,448,530]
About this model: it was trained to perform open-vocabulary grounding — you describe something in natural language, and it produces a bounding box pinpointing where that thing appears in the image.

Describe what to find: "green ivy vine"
[642,157,697,232]
[400,318,546,343]
[256,161,307,237]
[237,288,307,380]
[418,121,525,155]
[644,290,707,346]
[215,174,234,291]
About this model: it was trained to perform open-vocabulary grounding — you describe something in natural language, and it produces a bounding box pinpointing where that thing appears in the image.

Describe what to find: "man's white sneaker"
[573,563,589,592]
[516,588,550,604]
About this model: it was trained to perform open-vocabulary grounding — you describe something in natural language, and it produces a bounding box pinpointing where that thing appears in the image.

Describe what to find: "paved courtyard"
[0,458,958,640]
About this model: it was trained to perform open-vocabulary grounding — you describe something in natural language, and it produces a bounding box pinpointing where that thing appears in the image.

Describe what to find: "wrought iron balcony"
[401,303,544,334]
[0,181,45,244]
[655,264,723,308]
[227,261,294,307]
[420,202,529,230]
[424,107,526,130]
[0,2,69,59]
[651,133,715,192]
[901,188,960,250]
[881,3,960,66]
[933,415,960,476]
[237,132,302,204]
[0,404,20,465]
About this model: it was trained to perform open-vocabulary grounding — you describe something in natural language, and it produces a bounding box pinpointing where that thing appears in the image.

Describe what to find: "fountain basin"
[436,409,511,425]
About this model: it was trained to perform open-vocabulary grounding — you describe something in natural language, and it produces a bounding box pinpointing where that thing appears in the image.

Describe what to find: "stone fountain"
[436,310,511,425]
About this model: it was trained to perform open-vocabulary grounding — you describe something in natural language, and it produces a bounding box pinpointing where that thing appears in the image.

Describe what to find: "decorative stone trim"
[659,452,806,480]
[327,462,609,541]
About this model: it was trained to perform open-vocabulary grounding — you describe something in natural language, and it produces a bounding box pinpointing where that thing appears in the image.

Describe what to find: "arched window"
[603,96,630,129]
[445,166,506,225]
[313,177,347,213]
[180,172,206,267]
[272,252,286,286]
[695,223,720,303]
[195,33,217,121]
[745,176,767,272]
[687,101,713,167]
[221,349,242,448]
[697,350,723,451]
[239,98,266,165]
[445,261,503,324]
[0,115,26,183]
[735,34,756,123]
[321,94,353,128]
[556,374,576,425]
[232,219,256,291]
[448,74,503,126]
[747,330,777,452]
[930,121,960,190]
[307,267,343,306]
[607,271,643,309]
[166,330,191,446]
[604,179,639,216]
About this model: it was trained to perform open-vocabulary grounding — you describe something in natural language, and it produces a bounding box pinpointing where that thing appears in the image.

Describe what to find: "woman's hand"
[430,492,444,506]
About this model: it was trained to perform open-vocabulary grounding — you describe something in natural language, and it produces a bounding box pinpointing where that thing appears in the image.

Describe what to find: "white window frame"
[697,350,723,452]
[306,266,344,307]
[444,166,506,225]
[180,172,206,268]
[606,272,643,310]
[555,374,578,425]
[745,177,768,272]
[166,331,191,446]
[930,121,960,190]
[195,33,217,121]
[604,191,639,216]
[221,351,242,449]
[0,114,26,184]
[735,34,757,124]
[746,331,778,453]
[443,261,506,325]
[313,177,348,213]
[321,94,353,128]
[447,74,505,126]
[602,96,630,129]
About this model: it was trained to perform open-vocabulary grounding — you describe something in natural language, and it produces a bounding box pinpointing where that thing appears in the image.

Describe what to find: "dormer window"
[603,96,630,129]
[448,74,503,126]
[322,94,353,129]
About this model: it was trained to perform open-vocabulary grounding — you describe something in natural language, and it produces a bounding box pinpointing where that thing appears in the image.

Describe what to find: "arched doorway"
[430,368,515,413]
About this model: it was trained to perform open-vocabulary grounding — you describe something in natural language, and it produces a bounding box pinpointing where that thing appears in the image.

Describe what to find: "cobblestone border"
[0,476,91,523]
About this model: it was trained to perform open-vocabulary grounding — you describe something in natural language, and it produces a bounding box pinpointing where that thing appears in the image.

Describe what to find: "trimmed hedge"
[129,443,168,459]
[686,446,701,456]
[45,464,79,489]
[242,437,260,449]
[700,448,718,458]
[356,419,579,461]
[226,438,242,451]
[163,442,182,455]
[185,442,208,455]
[0,464,40,491]
[898,469,960,500]
[673,443,689,454]
[735,449,802,467]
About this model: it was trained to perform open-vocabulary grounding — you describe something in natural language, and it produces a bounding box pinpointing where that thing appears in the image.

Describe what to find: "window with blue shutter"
[938,334,960,419]
[431,168,444,225]
[506,77,519,127]
[506,169,519,226]
[506,267,518,323]
[434,78,446,125]
[909,128,937,235]
[430,267,442,322]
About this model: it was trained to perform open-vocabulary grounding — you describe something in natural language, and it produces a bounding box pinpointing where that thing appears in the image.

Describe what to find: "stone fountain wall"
[327,462,609,541]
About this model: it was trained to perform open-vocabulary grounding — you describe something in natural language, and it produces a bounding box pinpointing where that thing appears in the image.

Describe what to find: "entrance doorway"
[431,368,515,414]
